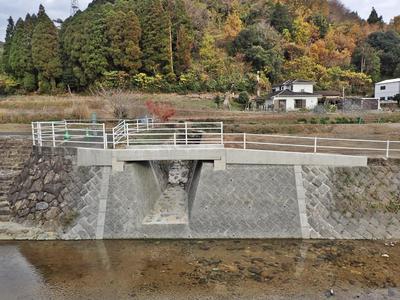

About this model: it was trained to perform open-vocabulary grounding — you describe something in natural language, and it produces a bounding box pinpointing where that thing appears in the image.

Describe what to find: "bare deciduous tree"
[91,85,130,119]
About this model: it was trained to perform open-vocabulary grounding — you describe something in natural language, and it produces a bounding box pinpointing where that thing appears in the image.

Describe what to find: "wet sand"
[0,240,399,299]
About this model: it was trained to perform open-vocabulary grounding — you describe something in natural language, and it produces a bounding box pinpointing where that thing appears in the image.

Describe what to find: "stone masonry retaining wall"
[4,146,400,240]
[7,147,107,238]
[0,136,32,222]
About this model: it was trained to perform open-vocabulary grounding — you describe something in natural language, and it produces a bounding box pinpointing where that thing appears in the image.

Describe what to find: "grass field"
[1,93,400,140]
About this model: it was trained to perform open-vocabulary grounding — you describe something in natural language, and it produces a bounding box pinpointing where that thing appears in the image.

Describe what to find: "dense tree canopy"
[1,0,399,95]
[32,5,62,92]
[2,17,14,74]
[367,31,400,78]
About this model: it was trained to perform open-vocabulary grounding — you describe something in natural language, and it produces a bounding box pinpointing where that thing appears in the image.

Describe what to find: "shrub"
[0,74,19,95]
[394,94,400,105]
[98,71,130,90]
[319,117,330,124]
[145,100,176,122]
[236,91,250,107]
[38,79,51,94]
[23,73,37,92]
[297,118,308,124]
[327,104,337,113]
[214,94,223,108]
[92,87,131,119]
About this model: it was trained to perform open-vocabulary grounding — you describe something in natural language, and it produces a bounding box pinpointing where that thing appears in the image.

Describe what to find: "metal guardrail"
[32,120,107,149]
[224,133,400,158]
[125,122,224,147]
[112,118,154,148]
[31,119,400,158]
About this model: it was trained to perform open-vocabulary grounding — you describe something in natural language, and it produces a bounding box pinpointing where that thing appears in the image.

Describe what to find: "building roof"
[268,90,321,98]
[375,78,400,85]
[273,79,315,87]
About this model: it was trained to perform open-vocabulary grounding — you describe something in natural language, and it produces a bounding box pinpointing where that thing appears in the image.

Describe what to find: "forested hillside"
[1,0,400,96]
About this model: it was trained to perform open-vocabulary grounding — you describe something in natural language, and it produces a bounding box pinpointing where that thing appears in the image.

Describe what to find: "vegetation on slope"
[1,0,400,96]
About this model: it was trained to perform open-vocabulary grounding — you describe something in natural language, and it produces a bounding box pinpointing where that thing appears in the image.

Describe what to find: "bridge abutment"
[4,145,400,240]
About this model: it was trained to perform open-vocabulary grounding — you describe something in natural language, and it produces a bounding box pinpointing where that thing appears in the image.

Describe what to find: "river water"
[0,240,399,299]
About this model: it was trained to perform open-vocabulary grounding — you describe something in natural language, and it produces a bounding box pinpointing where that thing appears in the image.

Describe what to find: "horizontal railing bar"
[246,133,316,140]
[317,137,388,143]
[246,141,315,148]
[317,145,386,151]
[54,140,106,145]
[56,129,105,132]
[128,131,221,135]
[225,133,399,144]
[129,138,221,142]
[127,127,221,131]
[40,138,105,142]
[32,121,66,124]
[64,122,105,126]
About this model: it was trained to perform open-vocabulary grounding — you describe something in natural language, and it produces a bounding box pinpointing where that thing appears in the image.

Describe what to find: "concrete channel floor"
[142,186,189,225]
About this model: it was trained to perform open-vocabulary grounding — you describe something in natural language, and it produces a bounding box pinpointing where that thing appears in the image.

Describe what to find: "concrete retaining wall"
[5,147,400,240]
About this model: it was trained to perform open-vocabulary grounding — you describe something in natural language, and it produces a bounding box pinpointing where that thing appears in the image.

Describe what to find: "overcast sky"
[0,0,399,41]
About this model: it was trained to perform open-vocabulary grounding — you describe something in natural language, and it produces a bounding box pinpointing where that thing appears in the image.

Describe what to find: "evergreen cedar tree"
[367,7,383,25]
[1,1,400,95]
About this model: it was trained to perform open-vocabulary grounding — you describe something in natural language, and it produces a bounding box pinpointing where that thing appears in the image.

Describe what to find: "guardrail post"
[386,140,390,158]
[136,120,139,132]
[103,123,107,149]
[32,123,36,146]
[243,133,246,149]
[220,122,224,145]
[185,122,188,145]
[314,137,318,153]
[174,133,177,146]
[126,124,130,146]
[112,127,116,149]
[38,123,42,146]
[52,122,56,147]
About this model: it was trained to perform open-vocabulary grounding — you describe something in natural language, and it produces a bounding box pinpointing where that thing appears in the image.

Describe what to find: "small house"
[265,79,321,111]
[375,78,400,100]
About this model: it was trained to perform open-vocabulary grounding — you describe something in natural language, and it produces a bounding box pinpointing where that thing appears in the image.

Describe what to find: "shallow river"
[0,240,399,299]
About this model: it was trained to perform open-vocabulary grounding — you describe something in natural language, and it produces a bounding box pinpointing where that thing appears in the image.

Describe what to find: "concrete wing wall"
[189,163,303,239]
[302,165,400,239]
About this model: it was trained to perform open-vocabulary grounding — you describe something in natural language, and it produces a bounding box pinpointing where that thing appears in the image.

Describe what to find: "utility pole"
[71,0,79,16]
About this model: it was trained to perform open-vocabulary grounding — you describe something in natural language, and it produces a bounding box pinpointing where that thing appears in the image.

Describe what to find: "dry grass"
[0,94,106,123]
[71,102,91,120]
[1,93,400,140]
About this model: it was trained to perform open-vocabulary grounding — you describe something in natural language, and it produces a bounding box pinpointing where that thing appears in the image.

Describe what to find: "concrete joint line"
[294,165,311,239]
[95,167,111,239]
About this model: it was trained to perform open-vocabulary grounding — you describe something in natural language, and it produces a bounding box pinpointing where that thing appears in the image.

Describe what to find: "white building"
[375,78,400,100]
[266,79,321,111]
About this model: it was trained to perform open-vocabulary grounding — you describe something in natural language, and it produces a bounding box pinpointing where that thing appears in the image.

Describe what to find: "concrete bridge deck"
[76,146,368,171]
